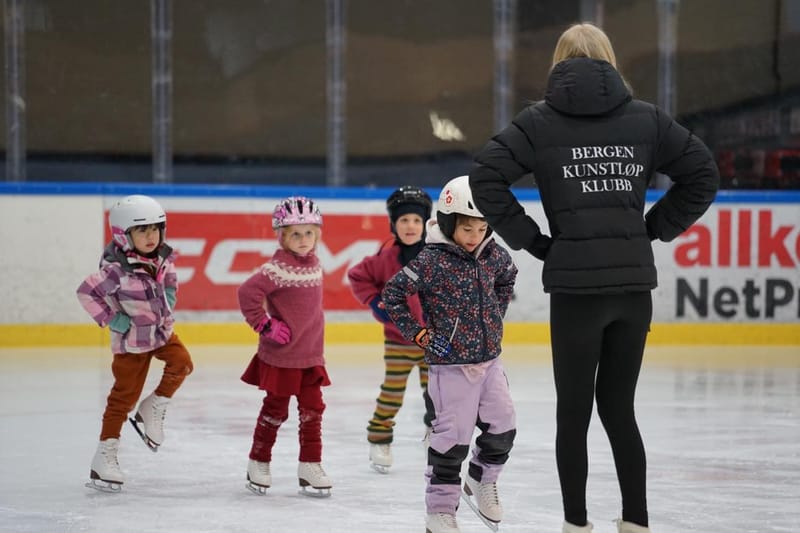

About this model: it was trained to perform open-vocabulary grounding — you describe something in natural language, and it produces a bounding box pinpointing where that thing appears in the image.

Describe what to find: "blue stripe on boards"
[1,181,798,203]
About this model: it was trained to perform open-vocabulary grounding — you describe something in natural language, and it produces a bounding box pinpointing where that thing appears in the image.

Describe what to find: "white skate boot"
[130,393,169,451]
[615,519,650,533]
[297,462,332,498]
[563,521,594,532]
[86,438,124,492]
[462,475,501,531]
[246,459,271,495]
[369,443,392,474]
[425,512,460,533]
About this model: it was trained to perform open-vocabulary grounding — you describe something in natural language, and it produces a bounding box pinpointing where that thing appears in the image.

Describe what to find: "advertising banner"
[653,204,799,322]
[103,197,799,323]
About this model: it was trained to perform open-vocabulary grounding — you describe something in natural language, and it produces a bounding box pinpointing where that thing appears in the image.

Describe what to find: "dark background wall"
[2,0,799,187]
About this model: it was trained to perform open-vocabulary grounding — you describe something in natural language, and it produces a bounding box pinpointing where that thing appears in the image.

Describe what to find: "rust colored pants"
[100,334,193,440]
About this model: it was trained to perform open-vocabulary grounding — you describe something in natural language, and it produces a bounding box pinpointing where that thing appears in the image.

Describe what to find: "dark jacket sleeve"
[493,247,518,318]
[469,108,552,260]
[382,262,424,342]
[645,108,720,242]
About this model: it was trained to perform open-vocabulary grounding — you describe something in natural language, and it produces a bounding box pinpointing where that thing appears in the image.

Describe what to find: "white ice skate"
[425,512,461,533]
[85,438,124,493]
[461,475,501,531]
[246,459,271,495]
[614,519,650,533]
[369,443,392,474]
[297,462,332,498]
[562,521,594,532]
[129,393,169,452]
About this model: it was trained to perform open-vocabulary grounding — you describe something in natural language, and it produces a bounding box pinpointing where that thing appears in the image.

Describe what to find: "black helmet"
[386,186,433,224]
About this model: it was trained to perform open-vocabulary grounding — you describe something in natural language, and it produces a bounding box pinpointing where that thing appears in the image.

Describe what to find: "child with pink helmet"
[237,196,333,497]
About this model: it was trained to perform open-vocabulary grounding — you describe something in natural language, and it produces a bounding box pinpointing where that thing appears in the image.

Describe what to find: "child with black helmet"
[382,176,518,533]
[347,185,435,473]
[77,194,194,492]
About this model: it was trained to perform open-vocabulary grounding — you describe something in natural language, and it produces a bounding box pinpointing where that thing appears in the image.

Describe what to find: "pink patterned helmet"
[272,196,323,230]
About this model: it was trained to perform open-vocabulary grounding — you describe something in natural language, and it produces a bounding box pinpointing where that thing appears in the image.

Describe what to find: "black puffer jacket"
[470,57,719,294]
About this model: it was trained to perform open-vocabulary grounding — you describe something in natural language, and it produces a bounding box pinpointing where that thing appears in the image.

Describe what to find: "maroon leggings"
[249,384,326,463]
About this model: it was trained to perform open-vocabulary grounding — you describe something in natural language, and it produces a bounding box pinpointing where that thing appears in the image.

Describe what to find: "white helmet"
[109,195,166,251]
[436,175,485,238]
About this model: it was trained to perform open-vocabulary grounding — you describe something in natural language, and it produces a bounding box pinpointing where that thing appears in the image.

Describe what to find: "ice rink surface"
[1,343,798,533]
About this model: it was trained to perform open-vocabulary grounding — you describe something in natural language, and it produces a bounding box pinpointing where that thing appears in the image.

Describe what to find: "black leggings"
[550,292,652,527]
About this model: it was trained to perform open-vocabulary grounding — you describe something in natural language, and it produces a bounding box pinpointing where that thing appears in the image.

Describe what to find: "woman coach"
[468,22,719,533]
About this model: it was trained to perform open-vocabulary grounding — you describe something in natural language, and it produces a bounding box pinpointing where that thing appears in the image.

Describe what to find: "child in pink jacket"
[77,195,193,492]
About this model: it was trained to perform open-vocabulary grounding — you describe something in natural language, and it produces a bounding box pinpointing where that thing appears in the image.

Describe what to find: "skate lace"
[253,461,270,476]
[477,481,500,506]
[307,463,326,478]
[433,513,458,528]
[151,399,167,428]
[101,442,121,470]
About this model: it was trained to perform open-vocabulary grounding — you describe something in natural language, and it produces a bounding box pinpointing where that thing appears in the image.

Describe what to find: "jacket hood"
[545,57,631,116]
[101,241,174,272]
[425,218,492,257]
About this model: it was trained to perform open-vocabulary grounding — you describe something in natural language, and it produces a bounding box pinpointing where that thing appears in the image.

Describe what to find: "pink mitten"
[260,318,291,345]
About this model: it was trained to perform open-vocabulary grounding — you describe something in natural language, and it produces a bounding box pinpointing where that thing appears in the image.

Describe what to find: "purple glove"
[257,317,291,345]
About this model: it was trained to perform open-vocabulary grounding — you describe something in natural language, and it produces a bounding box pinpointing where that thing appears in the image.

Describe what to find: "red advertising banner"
[105,212,393,311]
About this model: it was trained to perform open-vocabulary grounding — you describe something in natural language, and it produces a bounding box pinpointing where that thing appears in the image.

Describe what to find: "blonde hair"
[552,23,617,69]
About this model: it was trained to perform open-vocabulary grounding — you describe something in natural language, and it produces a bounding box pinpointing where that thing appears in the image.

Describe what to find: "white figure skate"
[369,443,392,474]
[425,512,461,533]
[461,475,501,531]
[246,459,271,495]
[297,462,332,498]
[85,438,124,493]
[129,393,169,452]
[615,519,650,533]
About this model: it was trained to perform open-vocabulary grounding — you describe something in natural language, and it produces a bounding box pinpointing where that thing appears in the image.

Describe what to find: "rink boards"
[1,183,798,354]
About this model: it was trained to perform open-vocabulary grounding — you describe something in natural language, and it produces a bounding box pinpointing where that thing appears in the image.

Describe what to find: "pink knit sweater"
[237,248,325,369]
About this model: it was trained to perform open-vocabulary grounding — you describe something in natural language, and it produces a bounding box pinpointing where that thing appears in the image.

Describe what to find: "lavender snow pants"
[425,358,516,515]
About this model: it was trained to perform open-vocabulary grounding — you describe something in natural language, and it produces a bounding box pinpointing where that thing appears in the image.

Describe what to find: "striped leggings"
[367,341,431,444]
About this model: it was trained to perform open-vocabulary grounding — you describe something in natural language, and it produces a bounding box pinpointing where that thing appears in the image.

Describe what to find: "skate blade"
[128,417,159,452]
[298,486,331,498]
[246,481,269,495]
[460,490,500,531]
[370,462,390,474]
[85,479,122,493]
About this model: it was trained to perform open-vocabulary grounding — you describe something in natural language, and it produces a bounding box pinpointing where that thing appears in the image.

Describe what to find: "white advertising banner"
[0,187,797,325]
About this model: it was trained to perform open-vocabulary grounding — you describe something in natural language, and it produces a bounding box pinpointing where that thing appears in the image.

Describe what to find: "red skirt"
[241,354,331,396]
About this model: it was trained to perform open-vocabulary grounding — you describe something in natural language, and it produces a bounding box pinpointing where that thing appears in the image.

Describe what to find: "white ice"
[1,344,798,532]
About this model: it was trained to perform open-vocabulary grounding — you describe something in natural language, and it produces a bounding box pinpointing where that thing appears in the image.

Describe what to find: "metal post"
[493,0,515,133]
[151,0,173,183]
[4,0,26,182]
[580,0,604,27]
[655,0,679,188]
[657,0,679,116]
[326,0,346,186]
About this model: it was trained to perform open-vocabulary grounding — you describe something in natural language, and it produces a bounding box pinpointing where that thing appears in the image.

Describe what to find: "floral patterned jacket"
[382,220,517,365]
